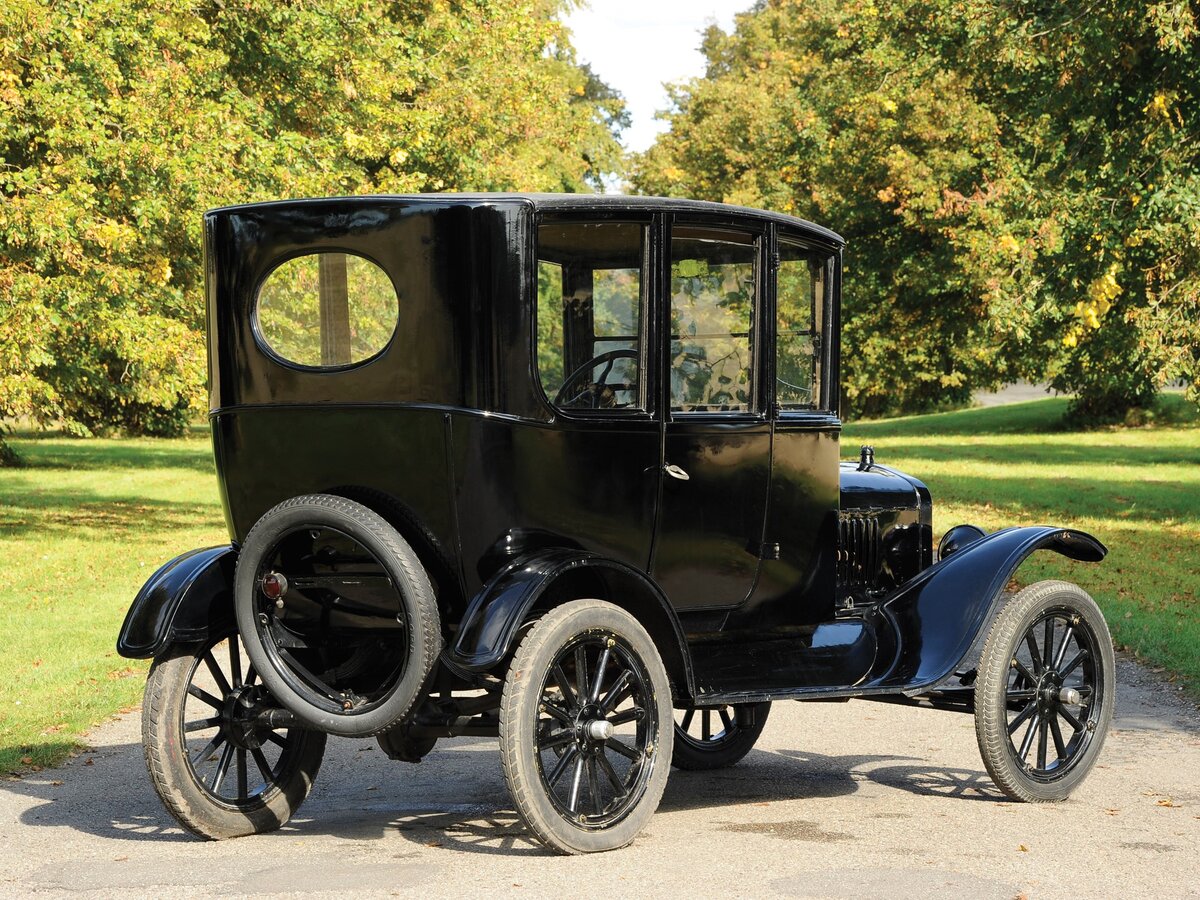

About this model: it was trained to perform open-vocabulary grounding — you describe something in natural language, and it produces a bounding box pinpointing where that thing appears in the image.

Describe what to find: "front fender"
[448,549,692,694]
[116,545,237,659]
[866,526,1106,692]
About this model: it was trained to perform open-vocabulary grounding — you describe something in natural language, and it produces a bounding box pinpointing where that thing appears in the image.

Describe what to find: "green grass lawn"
[844,394,1200,700]
[0,430,226,773]
[2,396,1197,774]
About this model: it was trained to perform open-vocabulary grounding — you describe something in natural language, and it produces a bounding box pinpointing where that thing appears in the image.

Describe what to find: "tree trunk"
[319,253,351,366]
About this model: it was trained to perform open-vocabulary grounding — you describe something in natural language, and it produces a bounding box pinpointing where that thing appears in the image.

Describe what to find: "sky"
[562,1,750,155]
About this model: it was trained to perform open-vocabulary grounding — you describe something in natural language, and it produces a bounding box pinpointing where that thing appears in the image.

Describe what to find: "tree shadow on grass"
[3,437,215,475]
[0,487,221,539]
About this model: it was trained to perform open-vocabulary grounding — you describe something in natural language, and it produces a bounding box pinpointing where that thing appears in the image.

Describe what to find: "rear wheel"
[142,631,326,839]
[974,580,1114,802]
[499,600,673,854]
[233,494,441,737]
[671,702,770,771]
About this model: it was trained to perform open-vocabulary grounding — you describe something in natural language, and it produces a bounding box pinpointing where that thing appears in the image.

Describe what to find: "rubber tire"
[671,702,771,771]
[974,580,1115,802]
[499,600,674,854]
[234,494,442,738]
[142,640,327,840]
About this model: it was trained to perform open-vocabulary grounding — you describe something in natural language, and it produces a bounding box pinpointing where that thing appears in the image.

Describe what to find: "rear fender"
[866,526,1106,691]
[116,545,237,659]
[448,549,694,698]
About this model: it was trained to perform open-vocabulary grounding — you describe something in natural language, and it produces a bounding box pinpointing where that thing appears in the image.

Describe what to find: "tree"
[635,0,1037,417]
[0,0,627,460]
[952,0,1200,421]
[636,0,1200,421]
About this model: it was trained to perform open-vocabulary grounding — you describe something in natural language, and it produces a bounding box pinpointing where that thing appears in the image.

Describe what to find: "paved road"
[973,382,1059,408]
[3,657,1197,899]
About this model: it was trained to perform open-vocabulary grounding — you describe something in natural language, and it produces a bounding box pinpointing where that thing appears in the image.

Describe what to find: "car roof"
[207,193,845,247]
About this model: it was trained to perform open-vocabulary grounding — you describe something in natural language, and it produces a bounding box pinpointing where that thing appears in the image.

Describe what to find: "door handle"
[663,463,690,481]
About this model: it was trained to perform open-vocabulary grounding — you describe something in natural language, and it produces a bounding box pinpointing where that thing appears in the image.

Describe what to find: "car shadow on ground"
[2,734,1005,857]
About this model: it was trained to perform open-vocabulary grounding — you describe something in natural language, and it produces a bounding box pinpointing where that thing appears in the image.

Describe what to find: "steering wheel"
[553,349,638,409]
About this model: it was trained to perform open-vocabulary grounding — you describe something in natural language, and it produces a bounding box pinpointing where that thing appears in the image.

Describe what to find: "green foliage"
[636,0,1200,420]
[635,0,1032,417]
[0,0,627,436]
[952,1,1200,423]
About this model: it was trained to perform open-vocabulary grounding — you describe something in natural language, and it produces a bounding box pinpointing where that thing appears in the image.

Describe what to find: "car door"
[726,230,842,633]
[650,220,772,610]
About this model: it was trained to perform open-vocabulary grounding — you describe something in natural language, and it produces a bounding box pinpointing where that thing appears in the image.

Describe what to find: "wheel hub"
[575,703,612,752]
[223,684,273,750]
[585,719,614,741]
[1036,669,1063,715]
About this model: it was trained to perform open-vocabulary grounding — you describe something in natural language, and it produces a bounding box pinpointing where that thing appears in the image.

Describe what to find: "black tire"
[975,580,1115,802]
[142,632,326,839]
[499,600,673,854]
[234,494,441,738]
[671,702,770,771]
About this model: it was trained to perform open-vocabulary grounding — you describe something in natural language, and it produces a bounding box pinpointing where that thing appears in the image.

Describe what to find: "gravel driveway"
[3,657,1197,899]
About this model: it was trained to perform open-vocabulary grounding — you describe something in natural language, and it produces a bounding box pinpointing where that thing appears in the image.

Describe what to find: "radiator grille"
[837,513,883,592]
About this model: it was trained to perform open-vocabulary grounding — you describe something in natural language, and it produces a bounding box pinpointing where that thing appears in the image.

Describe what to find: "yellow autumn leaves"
[1062,264,1121,348]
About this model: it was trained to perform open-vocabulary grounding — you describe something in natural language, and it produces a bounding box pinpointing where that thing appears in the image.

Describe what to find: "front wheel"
[974,580,1114,802]
[142,632,327,839]
[499,600,674,854]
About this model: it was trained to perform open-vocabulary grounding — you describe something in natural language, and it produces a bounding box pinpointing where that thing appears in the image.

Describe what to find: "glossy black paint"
[690,526,1106,705]
[836,460,933,606]
[449,549,692,694]
[119,193,1108,713]
[866,526,1107,691]
[117,545,236,658]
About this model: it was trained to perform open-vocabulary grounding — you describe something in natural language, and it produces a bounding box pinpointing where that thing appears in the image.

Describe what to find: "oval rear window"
[256,252,398,368]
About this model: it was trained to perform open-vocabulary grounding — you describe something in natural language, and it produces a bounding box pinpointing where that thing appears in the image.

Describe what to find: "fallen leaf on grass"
[20,756,32,765]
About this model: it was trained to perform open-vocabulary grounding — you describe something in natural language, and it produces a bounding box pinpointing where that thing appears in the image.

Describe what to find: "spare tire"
[234,494,441,737]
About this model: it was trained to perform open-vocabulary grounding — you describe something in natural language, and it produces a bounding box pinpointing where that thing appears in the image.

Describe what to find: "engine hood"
[839,461,929,511]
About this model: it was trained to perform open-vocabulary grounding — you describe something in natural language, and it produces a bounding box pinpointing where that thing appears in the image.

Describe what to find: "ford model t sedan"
[118,194,1114,853]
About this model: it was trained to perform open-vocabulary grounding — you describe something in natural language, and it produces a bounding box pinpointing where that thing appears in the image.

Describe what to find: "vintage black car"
[117,194,1114,854]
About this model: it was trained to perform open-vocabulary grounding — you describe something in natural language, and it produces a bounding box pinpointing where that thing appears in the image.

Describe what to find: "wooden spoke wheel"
[672,702,770,770]
[142,631,326,839]
[975,581,1114,802]
[499,600,673,854]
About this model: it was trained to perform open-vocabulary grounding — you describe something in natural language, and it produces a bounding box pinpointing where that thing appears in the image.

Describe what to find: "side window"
[670,227,757,412]
[537,221,645,411]
[256,252,398,368]
[776,240,826,408]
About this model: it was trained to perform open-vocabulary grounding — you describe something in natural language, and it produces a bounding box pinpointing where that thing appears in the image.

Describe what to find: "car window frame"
[531,211,656,422]
[770,226,840,420]
[663,216,769,423]
[250,247,400,374]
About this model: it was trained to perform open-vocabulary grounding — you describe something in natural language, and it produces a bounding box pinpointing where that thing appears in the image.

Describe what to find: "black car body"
[118,194,1114,853]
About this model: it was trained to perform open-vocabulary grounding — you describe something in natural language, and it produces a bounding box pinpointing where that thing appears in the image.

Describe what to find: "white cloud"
[563,1,750,154]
